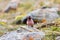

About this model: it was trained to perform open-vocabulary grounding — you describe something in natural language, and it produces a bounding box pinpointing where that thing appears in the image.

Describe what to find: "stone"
[22,7,59,24]
[3,0,20,13]
[56,36,60,40]
[0,26,45,40]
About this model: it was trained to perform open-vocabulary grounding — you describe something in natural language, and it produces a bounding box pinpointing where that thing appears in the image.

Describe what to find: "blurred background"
[0,0,60,40]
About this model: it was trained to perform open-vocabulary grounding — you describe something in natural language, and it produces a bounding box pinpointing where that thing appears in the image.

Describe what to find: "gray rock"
[22,7,59,23]
[56,36,60,40]
[0,26,45,40]
[3,0,20,12]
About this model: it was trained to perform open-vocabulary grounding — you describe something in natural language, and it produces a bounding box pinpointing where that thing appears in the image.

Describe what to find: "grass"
[40,27,60,40]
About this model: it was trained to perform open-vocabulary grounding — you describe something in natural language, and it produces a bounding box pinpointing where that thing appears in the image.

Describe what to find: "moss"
[0,22,7,26]
[57,11,60,15]
[39,2,45,6]
[50,26,58,31]
[15,15,24,21]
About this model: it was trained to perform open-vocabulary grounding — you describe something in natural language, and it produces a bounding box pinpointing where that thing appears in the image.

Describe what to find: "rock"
[0,19,7,23]
[3,0,20,13]
[0,26,45,40]
[22,32,45,40]
[22,7,59,24]
[56,36,60,40]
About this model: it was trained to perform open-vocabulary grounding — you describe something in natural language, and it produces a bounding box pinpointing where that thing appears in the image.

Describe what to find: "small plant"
[50,26,60,32]
[57,11,60,15]
[50,26,57,31]
[0,22,7,26]
[15,15,26,21]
